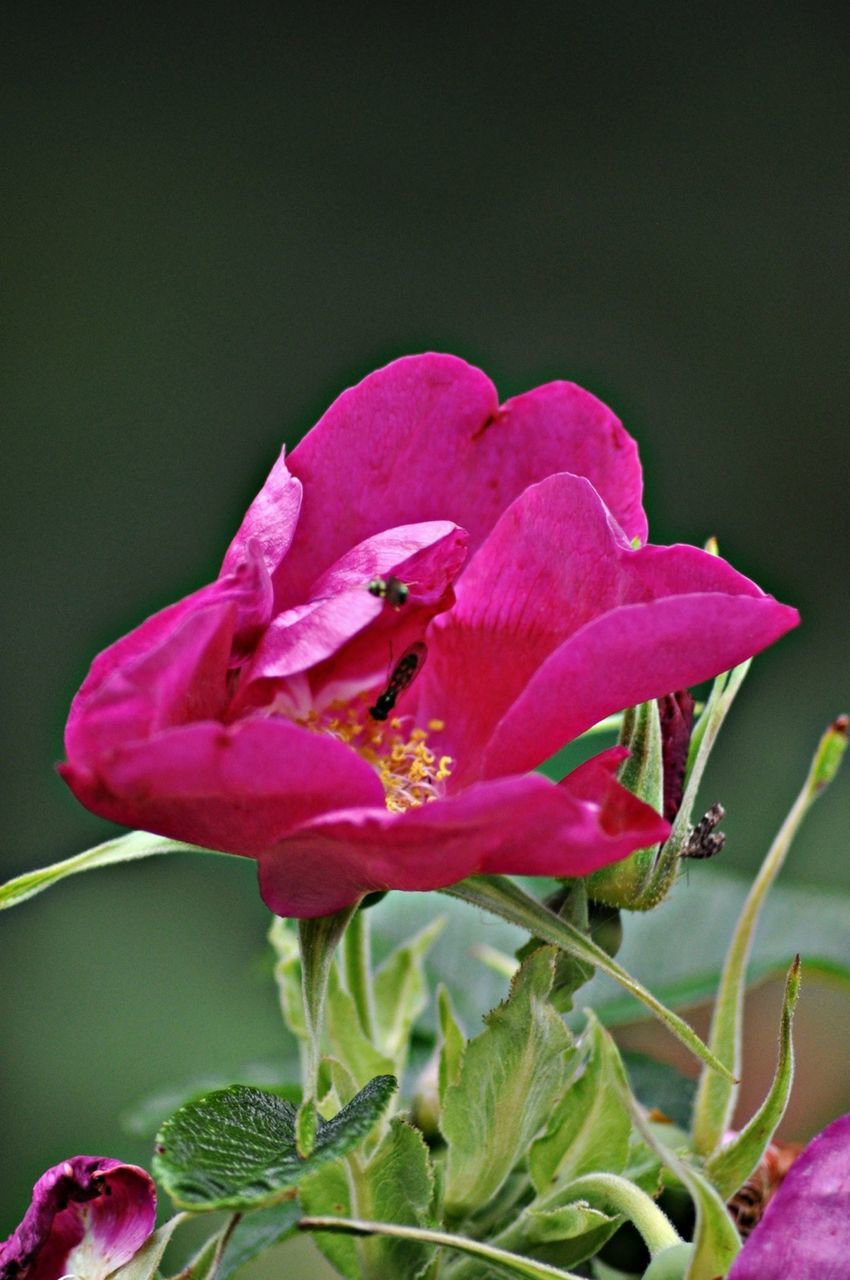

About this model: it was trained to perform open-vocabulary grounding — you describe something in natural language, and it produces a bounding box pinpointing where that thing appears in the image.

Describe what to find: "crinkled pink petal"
[220,445,303,582]
[275,354,646,606]
[728,1113,850,1279]
[65,597,238,770]
[0,1157,155,1280]
[256,763,670,917]
[414,472,798,783]
[60,715,386,856]
[242,521,467,683]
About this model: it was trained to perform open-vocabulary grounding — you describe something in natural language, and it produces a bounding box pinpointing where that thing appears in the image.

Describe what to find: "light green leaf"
[444,876,733,1080]
[692,717,847,1155]
[217,1201,302,1280]
[0,830,215,910]
[269,917,307,1043]
[110,1214,188,1280]
[437,985,466,1106]
[358,1119,436,1279]
[326,964,396,1087]
[529,1013,631,1194]
[153,1076,397,1210]
[373,916,446,1066]
[299,1160,360,1280]
[442,947,575,1218]
[705,957,801,1198]
[515,882,595,1013]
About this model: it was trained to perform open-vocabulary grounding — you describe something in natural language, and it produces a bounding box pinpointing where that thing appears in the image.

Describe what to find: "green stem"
[300,1217,586,1279]
[442,876,734,1080]
[691,717,848,1155]
[342,907,376,1039]
[297,906,358,1153]
[551,1174,680,1257]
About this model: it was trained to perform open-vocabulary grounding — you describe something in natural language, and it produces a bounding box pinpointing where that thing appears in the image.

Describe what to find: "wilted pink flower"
[0,1157,156,1280]
[728,1113,850,1279]
[61,355,798,916]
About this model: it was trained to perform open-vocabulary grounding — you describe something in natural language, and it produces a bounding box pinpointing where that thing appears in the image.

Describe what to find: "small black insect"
[680,802,726,859]
[367,576,410,608]
[369,642,427,721]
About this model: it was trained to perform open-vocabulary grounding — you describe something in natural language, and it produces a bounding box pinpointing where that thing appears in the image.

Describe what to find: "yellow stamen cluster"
[304,702,453,813]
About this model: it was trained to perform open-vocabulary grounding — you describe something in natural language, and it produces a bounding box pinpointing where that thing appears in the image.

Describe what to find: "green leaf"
[0,831,216,910]
[217,1201,302,1280]
[299,1159,360,1280]
[326,964,396,1087]
[443,876,734,1080]
[269,917,307,1043]
[437,985,466,1106]
[299,1217,590,1279]
[373,916,446,1066]
[442,947,575,1218]
[692,718,847,1156]
[529,1013,631,1194]
[626,1102,740,1280]
[109,1214,188,1280]
[704,956,801,1198]
[153,1076,397,1210]
[302,1118,435,1280]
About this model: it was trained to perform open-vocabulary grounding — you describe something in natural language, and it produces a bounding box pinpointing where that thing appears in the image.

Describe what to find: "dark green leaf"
[153,1076,397,1210]
[217,1201,302,1280]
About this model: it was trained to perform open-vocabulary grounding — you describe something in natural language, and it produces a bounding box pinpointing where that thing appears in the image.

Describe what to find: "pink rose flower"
[0,1157,156,1280]
[60,355,798,917]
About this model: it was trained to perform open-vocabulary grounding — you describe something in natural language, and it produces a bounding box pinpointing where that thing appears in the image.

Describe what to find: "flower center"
[304,699,453,812]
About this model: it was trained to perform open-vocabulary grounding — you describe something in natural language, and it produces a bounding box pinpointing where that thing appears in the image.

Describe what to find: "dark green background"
[2,0,847,1242]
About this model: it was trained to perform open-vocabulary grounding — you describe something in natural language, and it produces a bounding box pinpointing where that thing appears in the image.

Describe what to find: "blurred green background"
[2,0,847,1251]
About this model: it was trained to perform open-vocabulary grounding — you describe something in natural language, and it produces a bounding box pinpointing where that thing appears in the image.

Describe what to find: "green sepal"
[441,946,575,1218]
[529,1012,631,1194]
[692,717,847,1155]
[704,956,801,1198]
[587,701,666,909]
[372,916,446,1068]
[153,1076,397,1211]
[516,881,594,1011]
[0,831,215,911]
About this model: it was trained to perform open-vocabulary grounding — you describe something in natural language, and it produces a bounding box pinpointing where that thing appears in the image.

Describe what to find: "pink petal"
[275,354,646,606]
[0,1157,155,1280]
[60,715,386,856]
[220,445,303,582]
[414,472,798,783]
[255,763,670,917]
[242,520,467,684]
[728,1113,850,1279]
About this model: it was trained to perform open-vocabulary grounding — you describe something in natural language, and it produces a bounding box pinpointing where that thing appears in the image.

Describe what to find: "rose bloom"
[0,1157,155,1280]
[61,355,797,917]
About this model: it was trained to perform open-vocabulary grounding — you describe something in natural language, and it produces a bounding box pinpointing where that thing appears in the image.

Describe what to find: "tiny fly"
[369,642,427,721]
[367,576,410,608]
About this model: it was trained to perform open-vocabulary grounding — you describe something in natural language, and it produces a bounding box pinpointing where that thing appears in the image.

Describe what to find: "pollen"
[305,699,453,813]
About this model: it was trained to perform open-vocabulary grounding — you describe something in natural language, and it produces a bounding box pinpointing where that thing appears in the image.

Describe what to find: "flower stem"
[299,1217,587,1279]
[552,1174,680,1257]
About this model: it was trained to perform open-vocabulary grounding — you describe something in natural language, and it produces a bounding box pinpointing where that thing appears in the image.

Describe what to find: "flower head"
[60,355,798,917]
[0,1157,156,1280]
